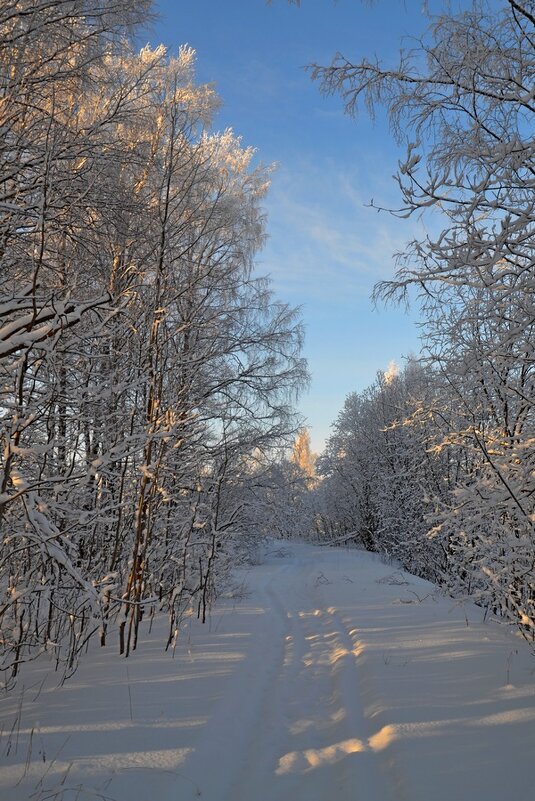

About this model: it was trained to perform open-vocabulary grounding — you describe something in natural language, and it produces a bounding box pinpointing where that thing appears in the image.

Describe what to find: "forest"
[1,0,534,694]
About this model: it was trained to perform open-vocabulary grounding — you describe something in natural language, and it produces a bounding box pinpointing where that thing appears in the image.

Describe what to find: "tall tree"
[0,3,307,682]
[306,0,535,635]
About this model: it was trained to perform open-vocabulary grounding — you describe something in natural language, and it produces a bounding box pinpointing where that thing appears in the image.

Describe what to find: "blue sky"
[147,0,438,451]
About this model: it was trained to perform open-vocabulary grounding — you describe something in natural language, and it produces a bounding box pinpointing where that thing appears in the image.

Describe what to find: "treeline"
[0,1,306,682]
[310,0,535,640]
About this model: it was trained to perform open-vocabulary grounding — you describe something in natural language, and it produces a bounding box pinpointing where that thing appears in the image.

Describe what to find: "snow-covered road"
[184,547,400,801]
[2,542,535,801]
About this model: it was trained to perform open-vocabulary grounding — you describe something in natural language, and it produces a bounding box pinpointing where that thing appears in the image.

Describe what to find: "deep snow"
[1,542,535,801]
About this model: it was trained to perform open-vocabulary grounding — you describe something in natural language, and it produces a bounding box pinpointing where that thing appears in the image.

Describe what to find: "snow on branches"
[0,2,306,684]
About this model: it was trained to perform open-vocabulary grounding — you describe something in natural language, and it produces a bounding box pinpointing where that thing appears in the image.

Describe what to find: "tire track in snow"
[270,564,402,801]
[319,603,410,801]
[223,561,342,800]
[227,560,356,801]
[225,578,295,801]
[310,552,411,801]
[246,557,404,801]
[176,569,290,801]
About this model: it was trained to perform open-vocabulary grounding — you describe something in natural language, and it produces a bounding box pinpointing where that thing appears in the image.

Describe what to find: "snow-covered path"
[186,549,399,801]
[2,542,535,801]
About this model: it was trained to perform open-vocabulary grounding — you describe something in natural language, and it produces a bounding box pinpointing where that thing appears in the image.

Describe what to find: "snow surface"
[1,542,535,801]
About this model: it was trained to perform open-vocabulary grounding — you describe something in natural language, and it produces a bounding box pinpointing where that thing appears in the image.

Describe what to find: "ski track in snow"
[1,542,535,801]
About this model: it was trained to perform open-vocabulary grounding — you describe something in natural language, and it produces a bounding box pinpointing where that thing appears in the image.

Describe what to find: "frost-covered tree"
[306,0,534,636]
[316,361,448,576]
[0,0,155,680]
[290,428,317,486]
[0,2,307,682]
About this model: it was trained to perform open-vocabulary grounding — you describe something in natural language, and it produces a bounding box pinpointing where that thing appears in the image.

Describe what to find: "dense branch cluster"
[311,0,535,641]
[0,0,306,684]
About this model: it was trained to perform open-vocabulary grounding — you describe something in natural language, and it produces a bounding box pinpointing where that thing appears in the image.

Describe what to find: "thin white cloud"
[259,157,424,303]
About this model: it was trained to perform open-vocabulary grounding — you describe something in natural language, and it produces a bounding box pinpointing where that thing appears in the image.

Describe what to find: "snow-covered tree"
[290,428,317,486]
[0,3,307,683]
[316,361,448,575]
[307,0,535,636]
